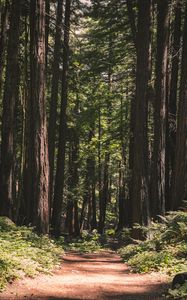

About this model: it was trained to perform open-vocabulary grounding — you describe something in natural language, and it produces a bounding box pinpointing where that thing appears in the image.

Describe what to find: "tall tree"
[0,0,21,218]
[167,0,182,210]
[29,0,49,233]
[52,0,71,236]
[171,4,187,210]
[48,0,63,214]
[151,0,169,217]
[131,0,151,236]
[0,0,9,94]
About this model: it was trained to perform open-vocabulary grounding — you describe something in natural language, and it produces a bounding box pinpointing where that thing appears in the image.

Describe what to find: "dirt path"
[0,251,168,300]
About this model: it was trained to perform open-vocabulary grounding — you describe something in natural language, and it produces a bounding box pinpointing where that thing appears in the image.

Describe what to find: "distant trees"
[0,0,187,236]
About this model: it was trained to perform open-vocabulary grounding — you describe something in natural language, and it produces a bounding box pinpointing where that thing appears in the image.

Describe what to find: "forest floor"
[0,250,169,300]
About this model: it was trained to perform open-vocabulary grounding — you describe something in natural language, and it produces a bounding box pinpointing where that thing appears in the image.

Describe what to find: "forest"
[0,0,187,299]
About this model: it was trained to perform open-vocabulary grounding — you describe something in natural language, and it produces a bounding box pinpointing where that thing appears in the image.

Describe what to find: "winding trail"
[0,251,168,299]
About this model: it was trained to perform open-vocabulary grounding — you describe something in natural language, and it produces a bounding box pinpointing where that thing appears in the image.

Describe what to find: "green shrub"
[0,217,63,291]
[168,282,187,299]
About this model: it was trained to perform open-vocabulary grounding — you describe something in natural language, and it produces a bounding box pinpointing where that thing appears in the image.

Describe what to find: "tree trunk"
[0,0,9,95]
[151,0,169,218]
[171,4,187,210]
[131,0,151,238]
[52,0,71,236]
[0,0,21,218]
[29,0,49,234]
[48,0,63,215]
[45,0,50,67]
[167,1,182,210]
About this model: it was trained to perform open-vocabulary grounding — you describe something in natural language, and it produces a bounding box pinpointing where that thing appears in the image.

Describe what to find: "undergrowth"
[0,217,63,291]
[63,229,106,253]
[118,211,187,299]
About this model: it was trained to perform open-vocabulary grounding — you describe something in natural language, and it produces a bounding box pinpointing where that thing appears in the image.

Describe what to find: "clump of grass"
[0,217,64,291]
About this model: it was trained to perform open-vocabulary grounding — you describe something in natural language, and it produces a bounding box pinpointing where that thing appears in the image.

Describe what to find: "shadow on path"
[0,251,169,300]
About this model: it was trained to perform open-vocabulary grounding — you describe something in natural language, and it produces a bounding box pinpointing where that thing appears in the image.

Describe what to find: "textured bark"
[52,0,71,236]
[0,0,21,218]
[151,0,169,217]
[169,1,181,170]
[131,0,151,237]
[45,0,50,67]
[48,0,63,214]
[171,5,187,210]
[29,0,49,234]
[0,0,9,94]
[166,1,182,211]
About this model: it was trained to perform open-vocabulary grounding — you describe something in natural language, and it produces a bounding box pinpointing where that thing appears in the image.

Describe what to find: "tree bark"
[52,0,71,236]
[131,0,151,237]
[151,0,169,218]
[0,0,21,218]
[48,0,63,215]
[0,0,9,95]
[171,4,187,210]
[166,1,182,210]
[29,0,49,234]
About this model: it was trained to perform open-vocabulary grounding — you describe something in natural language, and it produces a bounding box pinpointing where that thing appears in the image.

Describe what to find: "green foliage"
[119,212,187,274]
[118,211,187,299]
[128,250,174,273]
[0,217,63,291]
[168,282,187,299]
[64,229,105,253]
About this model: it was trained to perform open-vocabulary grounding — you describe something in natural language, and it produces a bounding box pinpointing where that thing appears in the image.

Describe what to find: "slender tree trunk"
[126,0,137,49]
[0,0,9,95]
[171,4,187,210]
[151,0,169,218]
[80,130,95,231]
[48,0,63,215]
[29,0,49,234]
[131,0,151,238]
[98,63,112,234]
[0,0,21,218]
[66,128,80,236]
[17,15,29,224]
[52,0,71,236]
[117,95,127,230]
[166,1,181,210]
[45,0,50,67]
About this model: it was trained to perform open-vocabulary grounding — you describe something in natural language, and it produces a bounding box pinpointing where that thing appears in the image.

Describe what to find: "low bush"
[118,211,187,299]
[0,217,63,291]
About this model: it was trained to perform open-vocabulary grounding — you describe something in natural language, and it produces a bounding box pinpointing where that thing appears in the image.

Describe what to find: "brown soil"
[0,251,169,300]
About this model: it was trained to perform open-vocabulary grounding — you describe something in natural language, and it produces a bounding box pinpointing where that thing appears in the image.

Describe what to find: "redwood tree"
[29,0,49,234]
[0,0,21,218]
[52,0,71,236]
[131,0,151,235]
[171,4,187,210]
[151,0,169,217]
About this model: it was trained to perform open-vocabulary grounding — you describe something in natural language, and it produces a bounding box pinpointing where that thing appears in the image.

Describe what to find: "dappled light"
[0,252,167,300]
[0,0,187,298]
